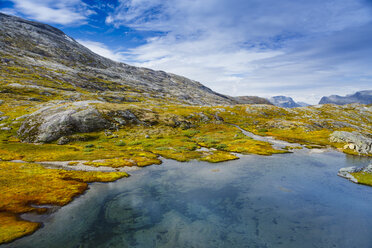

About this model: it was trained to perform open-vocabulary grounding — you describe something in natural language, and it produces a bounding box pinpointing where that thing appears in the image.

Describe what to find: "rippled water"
[4,150,372,248]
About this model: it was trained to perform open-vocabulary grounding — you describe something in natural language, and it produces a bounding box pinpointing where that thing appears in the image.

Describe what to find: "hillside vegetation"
[0,12,371,244]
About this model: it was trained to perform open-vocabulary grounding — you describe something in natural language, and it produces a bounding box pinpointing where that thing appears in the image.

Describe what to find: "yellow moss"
[193,123,286,156]
[0,212,40,244]
[83,152,161,168]
[0,161,127,244]
[283,146,303,150]
[268,128,332,147]
[199,151,239,163]
[351,172,372,186]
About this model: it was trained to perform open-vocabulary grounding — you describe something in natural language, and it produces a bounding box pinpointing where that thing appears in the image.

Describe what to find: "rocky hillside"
[319,90,372,105]
[0,13,240,106]
[1,13,372,244]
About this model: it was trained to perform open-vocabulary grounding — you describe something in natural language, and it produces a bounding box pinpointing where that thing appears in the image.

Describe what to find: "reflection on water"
[4,150,372,248]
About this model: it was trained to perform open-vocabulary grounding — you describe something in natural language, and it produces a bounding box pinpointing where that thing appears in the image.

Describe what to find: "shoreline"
[0,126,370,245]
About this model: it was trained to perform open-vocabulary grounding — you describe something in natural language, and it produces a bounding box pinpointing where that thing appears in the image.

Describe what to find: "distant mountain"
[268,96,301,108]
[233,96,273,105]
[297,102,311,107]
[319,90,372,105]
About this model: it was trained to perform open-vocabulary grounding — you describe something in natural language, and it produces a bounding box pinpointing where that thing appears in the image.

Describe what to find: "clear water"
[4,150,372,248]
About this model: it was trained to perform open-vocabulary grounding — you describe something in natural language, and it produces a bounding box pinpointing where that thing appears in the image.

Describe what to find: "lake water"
[4,149,372,248]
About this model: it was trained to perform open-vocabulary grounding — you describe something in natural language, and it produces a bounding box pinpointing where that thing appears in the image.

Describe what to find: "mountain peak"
[319,90,372,105]
[268,96,301,108]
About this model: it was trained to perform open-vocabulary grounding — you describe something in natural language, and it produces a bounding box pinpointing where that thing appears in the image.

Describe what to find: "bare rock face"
[330,131,372,154]
[17,103,111,143]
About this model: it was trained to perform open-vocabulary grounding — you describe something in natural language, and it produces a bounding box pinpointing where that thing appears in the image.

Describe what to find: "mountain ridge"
[0,12,239,106]
[319,90,372,105]
[268,96,301,108]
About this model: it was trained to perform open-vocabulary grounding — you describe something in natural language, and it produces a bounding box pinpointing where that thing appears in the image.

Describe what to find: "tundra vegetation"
[1,73,371,243]
[0,13,371,244]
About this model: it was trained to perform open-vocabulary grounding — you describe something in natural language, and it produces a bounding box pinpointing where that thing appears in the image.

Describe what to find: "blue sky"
[1,0,372,103]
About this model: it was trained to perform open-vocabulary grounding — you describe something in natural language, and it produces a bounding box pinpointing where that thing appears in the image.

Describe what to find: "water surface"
[4,150,372,248]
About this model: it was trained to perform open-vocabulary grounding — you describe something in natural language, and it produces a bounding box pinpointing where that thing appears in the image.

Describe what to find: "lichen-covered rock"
[57,136,70,145]
[337,167,359,183]
[330,131,372,154]
[338,164,372,184]
[18,103,111,143]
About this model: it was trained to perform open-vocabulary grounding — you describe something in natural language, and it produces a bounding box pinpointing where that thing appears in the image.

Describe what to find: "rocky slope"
[319,90,372,105]
[0,12,239,106]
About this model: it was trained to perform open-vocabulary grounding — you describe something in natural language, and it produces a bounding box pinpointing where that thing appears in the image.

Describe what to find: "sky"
[1,0,372,104]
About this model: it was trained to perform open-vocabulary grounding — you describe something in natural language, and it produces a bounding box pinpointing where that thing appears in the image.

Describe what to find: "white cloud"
[76,39,126,62]
[5,0,94,25]
[104,0,372,104]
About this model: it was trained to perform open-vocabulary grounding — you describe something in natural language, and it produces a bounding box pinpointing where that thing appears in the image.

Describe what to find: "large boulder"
[330,131,372,154]
[18,102,111,143]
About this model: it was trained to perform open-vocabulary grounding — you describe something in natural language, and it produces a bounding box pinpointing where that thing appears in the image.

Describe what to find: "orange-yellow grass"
[351,172,372,187]
[193,123,288,156]
[0,161,128,244]
[199,151,239,163]
[0,212,40,244]
[83,151,162,167]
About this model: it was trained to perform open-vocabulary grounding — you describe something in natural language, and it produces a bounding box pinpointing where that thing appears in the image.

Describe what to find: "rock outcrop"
[17,102,111,143]
[338,164,372,184]
[319,90,372,105]
[330,131,372,154]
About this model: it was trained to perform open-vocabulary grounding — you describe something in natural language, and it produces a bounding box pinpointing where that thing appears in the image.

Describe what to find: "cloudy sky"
[1,0,372,104]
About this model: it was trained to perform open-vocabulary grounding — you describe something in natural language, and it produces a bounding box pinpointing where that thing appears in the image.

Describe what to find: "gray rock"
[18,103,111,143]
[57,136,70,145]
[28,97,42,102]
[109,110,140,125]
[338,164,372,184]
[337,167,359,183]
[113,117,126,125]
[330,131,372,154]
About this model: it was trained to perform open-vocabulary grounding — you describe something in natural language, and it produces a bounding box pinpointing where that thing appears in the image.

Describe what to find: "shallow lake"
[4,149,372,248]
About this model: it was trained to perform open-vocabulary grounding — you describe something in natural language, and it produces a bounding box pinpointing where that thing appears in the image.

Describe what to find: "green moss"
[351,172,372,186]
[115,141,126,146]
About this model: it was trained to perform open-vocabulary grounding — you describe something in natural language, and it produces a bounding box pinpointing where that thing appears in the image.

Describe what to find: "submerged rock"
[330,131,372,154]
